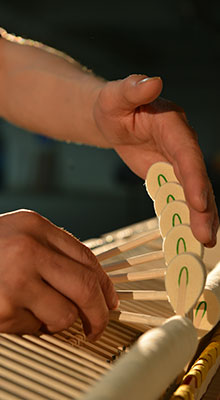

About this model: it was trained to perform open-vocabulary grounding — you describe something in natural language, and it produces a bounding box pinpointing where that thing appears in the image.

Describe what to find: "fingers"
[170,137,208,212]
[174,150,218,246]
[0,248,110,339]
[98,74,163,117]
[0,210,118,338]
[10,209,118,311]
[159,114,219,245]
[189,185,219,247]
[44,222,118,311]
[116,75,163,112]
[174,152,218,246]
[25,278,79,333]
[38,249,110,340]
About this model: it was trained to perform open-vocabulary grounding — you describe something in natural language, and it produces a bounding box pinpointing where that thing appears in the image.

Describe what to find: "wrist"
[79,74,110,148]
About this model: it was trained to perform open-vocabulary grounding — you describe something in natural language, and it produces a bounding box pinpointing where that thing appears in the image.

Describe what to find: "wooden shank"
[109,268,166,283]
[109,310,166,327]
[103,250,164,273]
[116,290,167,301]
[97,229,161,262]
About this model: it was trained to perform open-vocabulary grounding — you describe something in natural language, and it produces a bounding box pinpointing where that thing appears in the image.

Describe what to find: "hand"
[94,75,219,247]
[0,209,118,339]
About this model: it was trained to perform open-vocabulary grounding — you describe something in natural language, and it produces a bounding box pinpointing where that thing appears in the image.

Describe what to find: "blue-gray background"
[0,1,219,239]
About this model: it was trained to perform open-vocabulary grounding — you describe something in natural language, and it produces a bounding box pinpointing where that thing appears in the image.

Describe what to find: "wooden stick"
[0,372,62,400]
[103,250,164,273]
[110,268,166,283]
[27,334,110,370]
[62,329,118,361]
[66,327,120,358]
[193,302,207,329]
[74,324,132,352]
[116,290,167,301]
[108,320,139,337]
[109,310,166,327]
[0,384,40,400]
[175,267,188,316]
[54,331,113,362]
[0,335,94,385]
[73,320,131,350]
[0,344,89,392]
[0,333,100,380]
[97,229,161,262]
[0,356,81,399]
[74,320,136,345]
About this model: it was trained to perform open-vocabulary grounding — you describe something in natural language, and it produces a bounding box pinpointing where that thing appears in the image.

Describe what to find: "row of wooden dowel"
[0,318,141,400]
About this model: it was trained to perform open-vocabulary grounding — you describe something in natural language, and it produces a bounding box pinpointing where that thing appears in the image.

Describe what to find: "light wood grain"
[97,229,161,262]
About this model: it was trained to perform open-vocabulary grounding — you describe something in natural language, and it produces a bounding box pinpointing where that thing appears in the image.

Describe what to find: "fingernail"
[137,76,161,85]
[200,190,208,211]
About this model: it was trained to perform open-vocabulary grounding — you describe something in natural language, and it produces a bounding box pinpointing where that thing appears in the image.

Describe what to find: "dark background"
[0,0,219,240]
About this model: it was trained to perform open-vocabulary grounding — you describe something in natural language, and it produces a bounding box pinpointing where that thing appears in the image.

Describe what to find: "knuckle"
[16,208,38,220]
[81,244,99,269]
[9,234,38,258]
[125,74,141,85]
[16,209,44,230]
[1,235,40,291]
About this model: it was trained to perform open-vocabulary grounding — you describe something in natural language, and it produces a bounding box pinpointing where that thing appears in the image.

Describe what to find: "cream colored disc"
[154,182,185,217]
[193,289,220,334]
[159,200,190,238]
[163,224,204,265]
[194,262,220,336]
[165,253,206,314]
[145,162,179,200]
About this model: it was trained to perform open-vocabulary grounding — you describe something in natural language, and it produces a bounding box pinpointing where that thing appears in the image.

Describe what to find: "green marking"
[195,301,207,319]
[176,237,187,254]
[172,213,182,227]
[158,174,167,187]
[167,194,175,203]
[178,266,189,287]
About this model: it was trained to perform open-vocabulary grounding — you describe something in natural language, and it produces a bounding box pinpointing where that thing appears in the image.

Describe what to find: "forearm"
[0,28,109,147]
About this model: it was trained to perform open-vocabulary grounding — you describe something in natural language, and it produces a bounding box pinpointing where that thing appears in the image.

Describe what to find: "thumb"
[116,74,163,111]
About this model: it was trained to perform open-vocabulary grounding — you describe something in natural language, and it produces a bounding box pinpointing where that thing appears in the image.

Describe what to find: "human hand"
[0,210,118,339]
[94,75,219,247]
